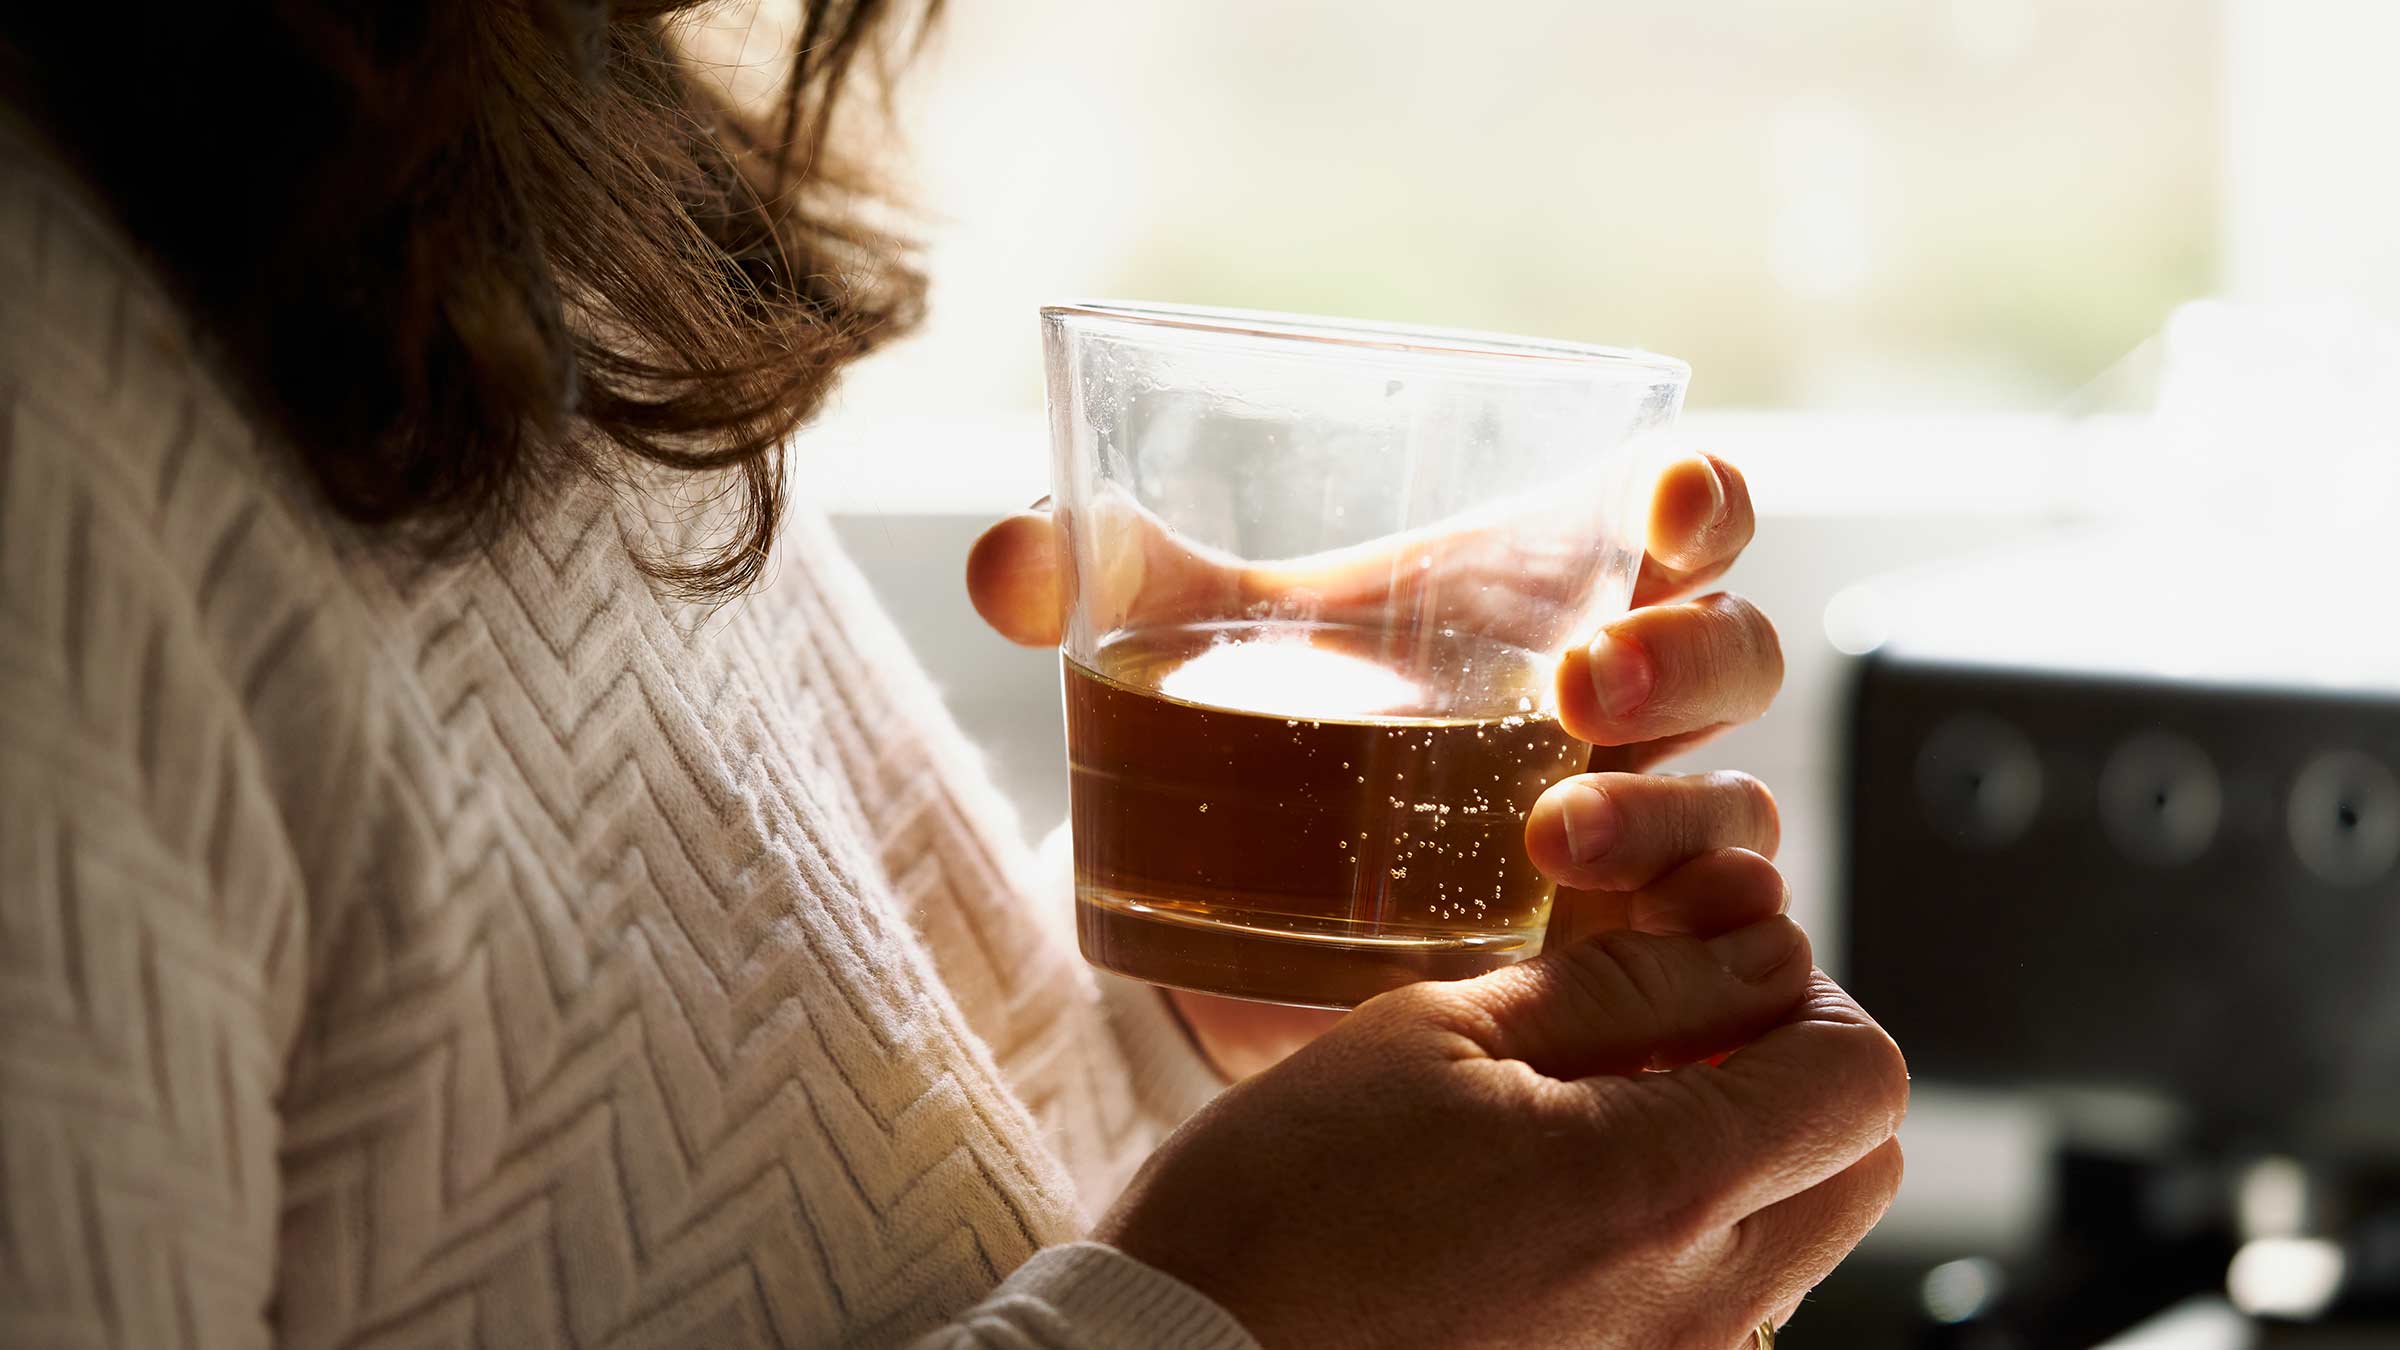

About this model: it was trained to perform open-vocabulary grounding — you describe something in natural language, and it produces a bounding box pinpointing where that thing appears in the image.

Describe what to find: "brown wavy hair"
[1,0,933,596]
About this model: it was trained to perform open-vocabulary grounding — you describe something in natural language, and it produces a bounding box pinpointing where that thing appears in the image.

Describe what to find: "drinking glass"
[1045,302,1687,1007]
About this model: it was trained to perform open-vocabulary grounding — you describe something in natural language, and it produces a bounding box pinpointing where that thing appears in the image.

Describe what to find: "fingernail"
[1558,781,1619,864]
[1586,633,1655,720]
[1708,918,1802,982]
[1697,457,1728,525]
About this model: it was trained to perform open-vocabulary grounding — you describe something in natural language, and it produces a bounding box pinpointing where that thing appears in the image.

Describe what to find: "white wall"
[2222,0,2400,314]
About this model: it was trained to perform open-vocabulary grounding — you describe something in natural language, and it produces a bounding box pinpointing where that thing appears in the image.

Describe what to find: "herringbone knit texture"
[0,123,1239,1348]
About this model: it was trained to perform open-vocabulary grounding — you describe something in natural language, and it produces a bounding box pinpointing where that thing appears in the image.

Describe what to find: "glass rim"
[1042,300,1690,380]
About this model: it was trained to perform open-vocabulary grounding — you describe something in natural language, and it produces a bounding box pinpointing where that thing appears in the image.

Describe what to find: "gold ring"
[1751,1318,1777,1349]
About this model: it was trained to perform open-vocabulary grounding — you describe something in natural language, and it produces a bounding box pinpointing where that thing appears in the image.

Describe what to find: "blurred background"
[793,1,2400,1345]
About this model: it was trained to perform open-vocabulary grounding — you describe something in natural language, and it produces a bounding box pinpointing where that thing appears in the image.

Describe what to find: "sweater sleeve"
[765,510,1227,1216]
[909,1243,1262,1350]
[0,302,309,1345]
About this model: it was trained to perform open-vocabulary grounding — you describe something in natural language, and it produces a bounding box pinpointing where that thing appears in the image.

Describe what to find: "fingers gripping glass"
[1044,302,1688,1008]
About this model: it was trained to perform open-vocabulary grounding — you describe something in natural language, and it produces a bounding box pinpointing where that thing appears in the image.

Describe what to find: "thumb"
[1424,914,1812,1080]
[965,505,1066,647]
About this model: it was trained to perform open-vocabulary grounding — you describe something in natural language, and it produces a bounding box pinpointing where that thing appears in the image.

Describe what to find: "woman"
[0,2,1903,1346]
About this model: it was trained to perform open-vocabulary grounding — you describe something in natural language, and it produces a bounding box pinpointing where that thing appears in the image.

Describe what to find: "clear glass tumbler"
[1045,302,1688,1008]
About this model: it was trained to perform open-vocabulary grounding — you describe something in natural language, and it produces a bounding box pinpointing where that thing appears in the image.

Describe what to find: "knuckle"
[1706,592,1783,682]
[1633,1075,1748,1234]
[1879,1139,1907,1206]
[1707,771,1782,851]
[1825,1020,1911,1130]
[1368,978,1473,1031]
[1830,1142,1908,1243]
[1790,976,1909,1122]
[1374,979,1529,1066]
[1657,598,1735,680]
[1869,1026,1913,1124]
[1547,941,1640,1033]
[1576,931,1685,1030]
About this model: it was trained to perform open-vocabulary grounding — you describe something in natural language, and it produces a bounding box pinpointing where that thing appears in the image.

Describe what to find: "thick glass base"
[1076,888,1541,1010]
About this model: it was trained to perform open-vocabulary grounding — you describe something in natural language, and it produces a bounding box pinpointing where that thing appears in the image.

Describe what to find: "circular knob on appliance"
[1916,713,2043,850]
[2098,730,2221,867]
[2288,749,2400,887]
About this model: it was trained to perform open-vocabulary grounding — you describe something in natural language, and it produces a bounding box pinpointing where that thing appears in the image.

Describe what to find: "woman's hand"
[1098,868,1908,1349]
[967,455,1784,1077]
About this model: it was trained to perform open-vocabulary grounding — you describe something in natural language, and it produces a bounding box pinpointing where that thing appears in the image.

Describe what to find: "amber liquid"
[1067,622,1585,1007]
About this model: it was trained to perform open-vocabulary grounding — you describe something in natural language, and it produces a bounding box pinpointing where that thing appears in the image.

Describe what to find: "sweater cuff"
[966,1242,1262,1350]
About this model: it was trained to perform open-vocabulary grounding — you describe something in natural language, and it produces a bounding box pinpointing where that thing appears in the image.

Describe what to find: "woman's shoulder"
[2,113,398,853]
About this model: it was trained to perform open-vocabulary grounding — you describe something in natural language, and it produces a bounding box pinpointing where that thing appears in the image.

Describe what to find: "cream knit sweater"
[0,124,1251,1348]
